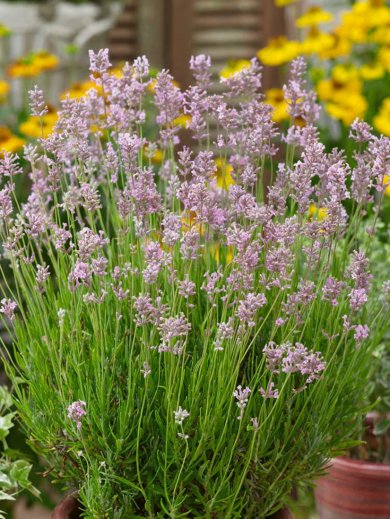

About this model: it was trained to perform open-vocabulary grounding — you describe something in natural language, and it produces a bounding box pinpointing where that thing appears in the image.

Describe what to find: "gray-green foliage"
[357,216,390,459]
[0,54,389,518]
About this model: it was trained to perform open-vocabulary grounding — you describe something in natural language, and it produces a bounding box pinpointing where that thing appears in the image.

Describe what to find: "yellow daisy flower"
[214,157,234,190]
[296,6,333,29]
[332,64,359,84]
[20,109,58,140]
[300,27,334,55]
[61,81,99,100]
[318,32,351,60]
[378,45,390,72]
[173,114,191,128]
[354,1,390,28]
[0,127,25,155]
[371,25,390,45]
[0,24,11,37]
[211,244,234,264]
[257,36,300,66]
[359,63,385,80]
[32,51,59,72]
[317,77,361,102]
[275,0,297,6]
[181,211,204,236]
[0,81,10,102]
[144,146,163,165]
[383,174,390,197]
[373,98,390,136]
[110,66,124,79]
[326,93,367,126]
[308,204,329,221]
[220,60,251,79]
[7,59,41,79]
[265,88,289,123]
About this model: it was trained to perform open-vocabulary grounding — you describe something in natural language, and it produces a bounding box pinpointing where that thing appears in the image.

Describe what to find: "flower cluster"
[0,50,388,518]
[67,400,87,431]
[263,342,326,385]
[255,1,390,136]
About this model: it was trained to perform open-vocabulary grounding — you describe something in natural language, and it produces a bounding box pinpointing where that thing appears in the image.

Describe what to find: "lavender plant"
[0,50,389,518]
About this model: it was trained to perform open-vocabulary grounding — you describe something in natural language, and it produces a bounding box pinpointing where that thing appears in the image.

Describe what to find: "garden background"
[1,0,389,518]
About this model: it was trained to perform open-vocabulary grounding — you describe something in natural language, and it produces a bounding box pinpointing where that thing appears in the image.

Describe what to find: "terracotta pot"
[51,496,80,519]
[315,456,390,519]
[268,507,293,519]
[51,497,291,518]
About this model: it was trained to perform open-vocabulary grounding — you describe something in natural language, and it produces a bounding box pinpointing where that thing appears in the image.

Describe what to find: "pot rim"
[329,456,390,476]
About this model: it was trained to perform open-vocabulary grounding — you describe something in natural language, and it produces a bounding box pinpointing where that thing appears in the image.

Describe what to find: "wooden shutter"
[108,0,139,64]
[167,0,285,88]
[109,0,285,88]
[194,1,264,64]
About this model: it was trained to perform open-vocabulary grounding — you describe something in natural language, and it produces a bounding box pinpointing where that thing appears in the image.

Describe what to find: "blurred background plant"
[0,386,39,518]
[0,1,389,517]
[256,0,390,149]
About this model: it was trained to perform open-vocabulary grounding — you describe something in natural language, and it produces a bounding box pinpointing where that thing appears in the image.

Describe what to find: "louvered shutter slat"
[108,0,138,64]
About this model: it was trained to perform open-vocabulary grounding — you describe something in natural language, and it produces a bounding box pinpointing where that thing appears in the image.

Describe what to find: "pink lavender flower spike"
[354,324,370,345]
[174,406,189,425]
[189,54,212,89]
[233,385,251,420]
[28,85,48,117]
[89,48,111,75]
[0,299,17,321]
[260,382,279,399]
[67,400,87,430]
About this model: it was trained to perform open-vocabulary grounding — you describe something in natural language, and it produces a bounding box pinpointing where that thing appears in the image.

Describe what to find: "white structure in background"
[0,0,122,104]
[0,0,122,59]
[285,0,350,39]
[0,1,122,60]
[40,2,122,62]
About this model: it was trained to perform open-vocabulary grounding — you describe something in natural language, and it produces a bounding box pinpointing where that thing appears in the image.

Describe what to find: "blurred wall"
[109,0,286,88]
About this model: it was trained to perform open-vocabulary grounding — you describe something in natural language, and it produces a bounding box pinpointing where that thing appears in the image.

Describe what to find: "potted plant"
[314,407,390,519]
[0,51,389,517]
[315,219,390,519]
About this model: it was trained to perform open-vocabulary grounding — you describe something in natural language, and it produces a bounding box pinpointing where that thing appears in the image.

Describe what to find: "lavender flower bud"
[0,298,17,321]
[28,85,48,117]
[89,48,111,74]
[67,400,87,430]
[174,406,190,425]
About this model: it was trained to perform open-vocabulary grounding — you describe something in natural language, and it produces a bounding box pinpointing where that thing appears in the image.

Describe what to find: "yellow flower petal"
[0,24,11,37]
[220,60,251,79]
[300,30,334,55]
[214,158,235,190]
[0,80,10,102]
[275,0,297,6]
[257,37,300,66]
[373,99,390,136]
[296,7,333,28]
[332,64,359,84]
[308,204,328,221]
[32,51,59,71]
[61,81,100,100]
[383,174,390,197]
[0,127,25,154]
[318,33,351,60]
[265,88,289,123]
[359,63,385,80]
[326,93,367,126]
[173,114,191,128]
